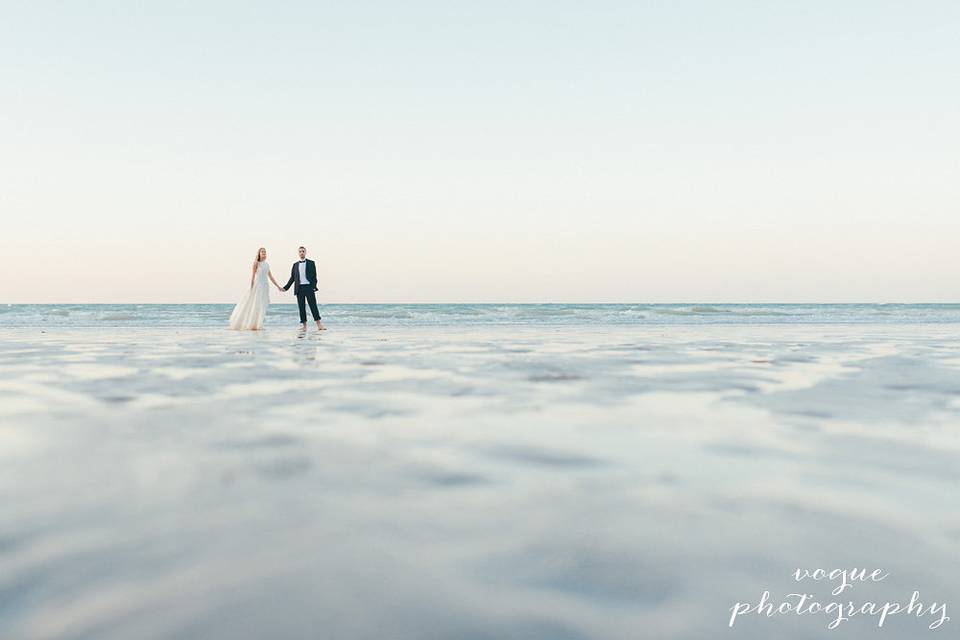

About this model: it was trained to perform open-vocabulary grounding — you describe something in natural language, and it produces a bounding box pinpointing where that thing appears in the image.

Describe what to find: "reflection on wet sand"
[0,325,958,639]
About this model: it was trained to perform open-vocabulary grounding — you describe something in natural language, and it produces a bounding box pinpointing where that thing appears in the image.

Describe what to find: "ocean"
[1,305,958,639]
[3,302,960,327]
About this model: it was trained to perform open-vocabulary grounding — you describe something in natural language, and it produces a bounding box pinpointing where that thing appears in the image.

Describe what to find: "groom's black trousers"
[296,288,321,323]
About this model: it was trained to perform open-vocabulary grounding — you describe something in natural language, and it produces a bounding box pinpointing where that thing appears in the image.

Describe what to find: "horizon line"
[4,302,960,306]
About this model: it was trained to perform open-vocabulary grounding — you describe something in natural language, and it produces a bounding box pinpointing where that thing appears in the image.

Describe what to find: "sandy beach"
[1,318,958,639]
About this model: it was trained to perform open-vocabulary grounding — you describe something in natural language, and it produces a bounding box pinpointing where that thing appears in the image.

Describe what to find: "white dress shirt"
[298,260,309,285]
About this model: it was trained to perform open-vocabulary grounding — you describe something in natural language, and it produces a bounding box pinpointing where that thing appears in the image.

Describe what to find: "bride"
[229,247,283,330]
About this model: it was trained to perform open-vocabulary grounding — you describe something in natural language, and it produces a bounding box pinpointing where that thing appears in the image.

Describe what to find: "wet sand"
[1,324,958,639]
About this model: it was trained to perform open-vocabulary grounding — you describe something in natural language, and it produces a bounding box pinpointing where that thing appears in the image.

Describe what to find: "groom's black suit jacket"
[284,259,318,294]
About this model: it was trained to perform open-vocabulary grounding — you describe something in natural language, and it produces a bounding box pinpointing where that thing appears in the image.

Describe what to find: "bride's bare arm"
[268,270,282,290]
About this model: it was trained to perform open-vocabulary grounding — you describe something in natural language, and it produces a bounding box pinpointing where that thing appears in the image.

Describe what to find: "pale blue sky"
[2,1,958,302]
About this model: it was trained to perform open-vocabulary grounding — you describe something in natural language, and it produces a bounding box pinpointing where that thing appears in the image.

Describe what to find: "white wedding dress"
[229,261,271,330]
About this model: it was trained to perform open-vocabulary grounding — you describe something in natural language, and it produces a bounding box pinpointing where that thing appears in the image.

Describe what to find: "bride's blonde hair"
[255,247,266,262]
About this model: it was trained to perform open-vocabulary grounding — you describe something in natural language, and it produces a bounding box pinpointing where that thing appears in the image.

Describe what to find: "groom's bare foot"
[300,323,307,331]
[316,320,326,330]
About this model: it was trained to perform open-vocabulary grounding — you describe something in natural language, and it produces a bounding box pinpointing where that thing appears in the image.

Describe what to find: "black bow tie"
[299,260,305,263]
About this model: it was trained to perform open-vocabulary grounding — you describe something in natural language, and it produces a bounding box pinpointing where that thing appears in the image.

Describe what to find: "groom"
[283,246,326,330]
